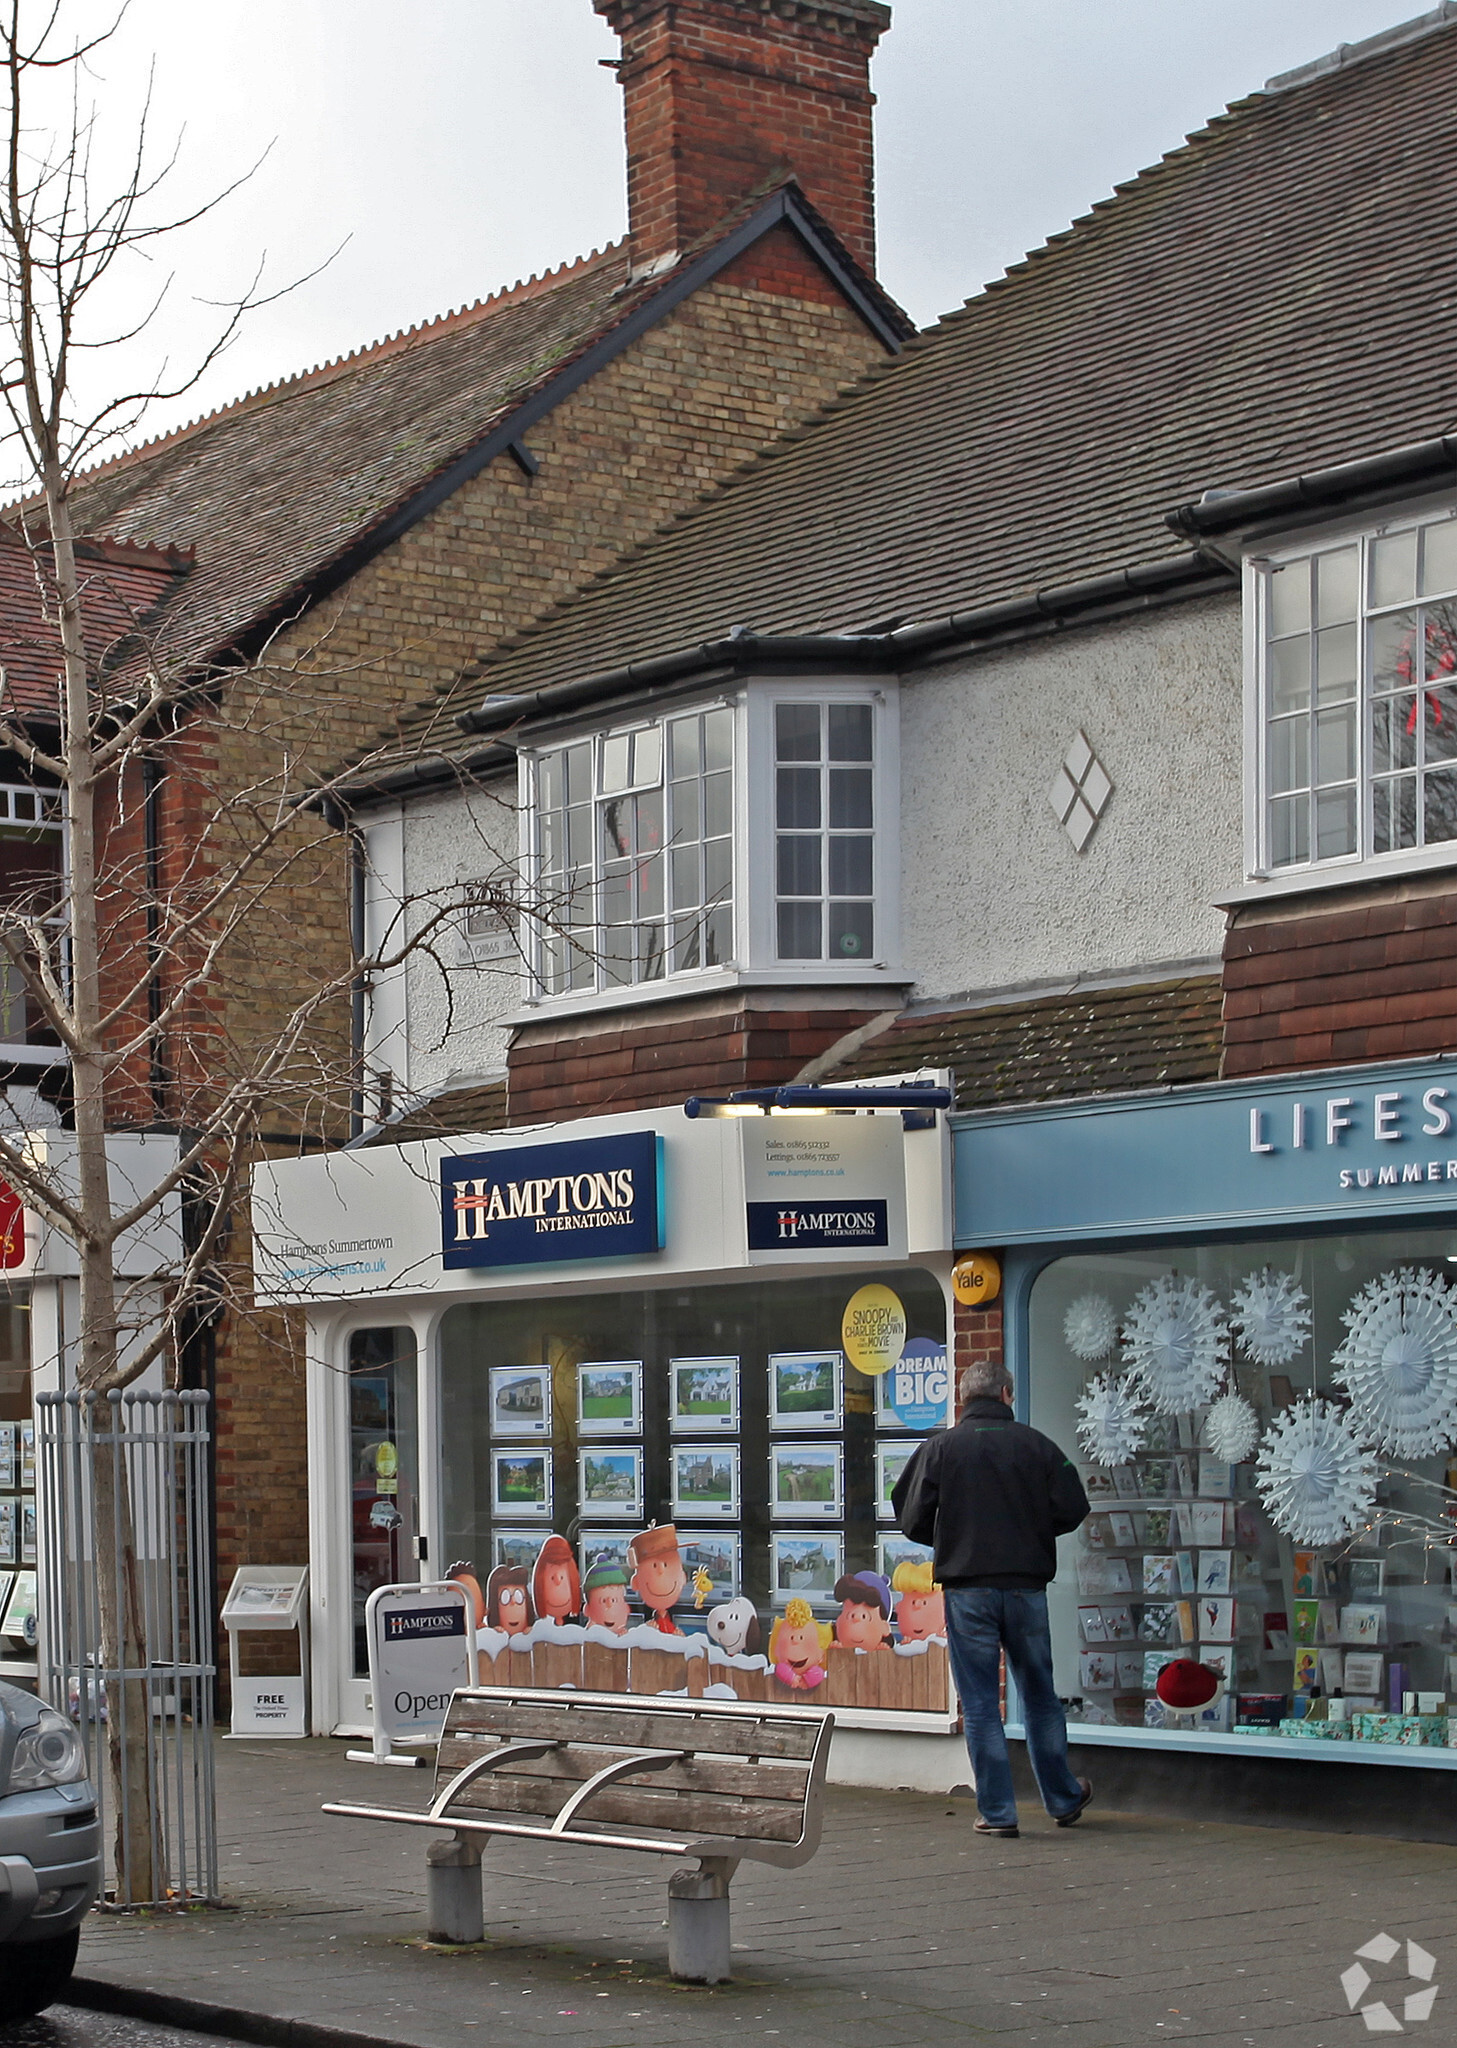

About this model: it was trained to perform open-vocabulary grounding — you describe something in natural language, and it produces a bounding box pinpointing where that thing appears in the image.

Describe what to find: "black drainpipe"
[143,755,169,1119]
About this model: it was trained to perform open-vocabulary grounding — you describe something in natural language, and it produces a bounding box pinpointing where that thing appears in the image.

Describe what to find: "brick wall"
[507,987,898,1123]
[597,0,887,272]
[953,1298,1004,1417]
[1222,870,1457,1077]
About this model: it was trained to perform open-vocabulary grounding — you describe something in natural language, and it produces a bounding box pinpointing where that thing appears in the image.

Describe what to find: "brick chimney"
[594,0,890,277]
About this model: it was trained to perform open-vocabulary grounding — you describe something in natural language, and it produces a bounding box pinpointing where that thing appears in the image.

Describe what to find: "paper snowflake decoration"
[1063,1292,1118,1361]
[1120,1275,1229,1415]
[1074,1372,1148,1467]
[1254,1398,1377,1544]
[1331,1265,1457,1458]
[1201,1392,1261,1465]
[1229,1268,1311,1367]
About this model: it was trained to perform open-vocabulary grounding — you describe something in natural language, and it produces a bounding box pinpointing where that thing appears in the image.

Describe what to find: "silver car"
[0,1677,101,2020]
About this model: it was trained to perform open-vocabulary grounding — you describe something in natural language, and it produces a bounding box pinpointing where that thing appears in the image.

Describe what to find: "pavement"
[67,1735,1457,2048]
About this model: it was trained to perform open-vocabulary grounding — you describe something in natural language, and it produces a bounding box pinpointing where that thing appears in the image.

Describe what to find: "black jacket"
[891,1398,1090,1589]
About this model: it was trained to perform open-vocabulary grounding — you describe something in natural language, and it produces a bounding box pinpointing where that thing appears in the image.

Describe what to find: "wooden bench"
[324,1683,835,1982]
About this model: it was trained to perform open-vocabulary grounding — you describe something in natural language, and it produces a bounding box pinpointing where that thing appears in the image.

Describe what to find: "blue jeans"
[943,1587,1083,1827]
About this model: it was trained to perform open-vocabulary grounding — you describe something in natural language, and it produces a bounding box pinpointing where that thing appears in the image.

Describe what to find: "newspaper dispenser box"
[222,1565,309,1737]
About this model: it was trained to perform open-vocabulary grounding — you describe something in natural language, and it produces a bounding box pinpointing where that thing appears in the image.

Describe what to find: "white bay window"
[1256,508,1457,873]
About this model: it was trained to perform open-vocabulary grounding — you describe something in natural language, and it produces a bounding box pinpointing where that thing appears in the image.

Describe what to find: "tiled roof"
[822,978,1224,1110]
[0,526,190,719]
[441,19,1457,717]
[358,1077,509,1146]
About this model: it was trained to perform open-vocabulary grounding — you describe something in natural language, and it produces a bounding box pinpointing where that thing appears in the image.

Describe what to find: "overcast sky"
[32,0,1437,446]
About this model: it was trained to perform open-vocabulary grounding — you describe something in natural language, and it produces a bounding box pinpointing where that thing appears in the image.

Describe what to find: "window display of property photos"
[1032,1227,1457,1752]
[0,1294,35,1661]
[438,1268,953,1717]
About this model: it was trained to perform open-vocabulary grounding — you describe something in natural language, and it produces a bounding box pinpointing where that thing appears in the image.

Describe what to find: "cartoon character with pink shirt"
[769,1599,832,1690]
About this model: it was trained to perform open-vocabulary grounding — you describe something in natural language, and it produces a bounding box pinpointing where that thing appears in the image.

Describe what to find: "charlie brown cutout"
[628,1522,686,1634]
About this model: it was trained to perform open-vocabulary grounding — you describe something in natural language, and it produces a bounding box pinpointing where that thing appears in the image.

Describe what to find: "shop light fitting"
[683,1082,951,1130]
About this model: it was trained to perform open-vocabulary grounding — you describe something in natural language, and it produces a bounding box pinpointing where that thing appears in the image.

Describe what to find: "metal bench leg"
[426,1834,484,1944]
[667,1856,738,1985]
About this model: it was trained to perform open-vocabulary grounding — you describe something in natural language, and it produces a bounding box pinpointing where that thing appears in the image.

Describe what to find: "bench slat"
[434,1736,811,1805]
[443,1697,821,1762]
[439,1771,807,1843]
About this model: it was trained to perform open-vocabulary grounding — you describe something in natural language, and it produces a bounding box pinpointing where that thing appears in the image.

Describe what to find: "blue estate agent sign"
[441,1131,664,1270]
[953,1057,1457,1247]
[745,1198,889,1250]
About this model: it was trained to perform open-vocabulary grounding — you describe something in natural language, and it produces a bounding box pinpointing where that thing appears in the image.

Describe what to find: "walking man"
[891,1360,1092,1838]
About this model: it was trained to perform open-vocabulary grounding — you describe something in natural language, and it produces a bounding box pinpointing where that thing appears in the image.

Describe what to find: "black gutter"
[455,551,1229,739]
[1167,436,1457,541]
[142,755,169,1118]
[299,741,517,814]
[202,188,909,680]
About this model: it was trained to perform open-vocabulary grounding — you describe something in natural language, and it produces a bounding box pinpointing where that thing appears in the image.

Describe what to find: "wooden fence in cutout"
[477,1637,951,1714]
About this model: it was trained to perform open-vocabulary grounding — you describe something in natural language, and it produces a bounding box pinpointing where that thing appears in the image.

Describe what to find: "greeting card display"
[1142,1649,1177,1689]
[1079,1605,1110,1642]
[1142,1554,1176,1597]
[1102,1605,1136,1641]
[1142,1507,1172,1545]
[1139,1603,1178,1645]
[1341,1603,1386,1646]
[1198,1550,1233,1597]
[1143,1460,1175,1499]
[1199,1597,1236,1643]
[1292,1646,1320,1692]
[1083,1470,1117,1501]
[1081,1651,1117,1690]
[1189,1501,1228,1546]
[670,1357,740,1434]
[1175,1600,1197,1644]
[1197,1457,1235,1499]
[1344,1650,1385,1695]
[1083,1515,1111,1551]
[1347,1559,1386,1600]
[1077,1555,1133,1596]
[1108,1511,1138,1549]
[488,1366,551,1439]
[1175,1551,1197,1596]
[1116,1651,1146,1688]
[576,1361,643,1438]
[1292,1600,1320,1646]
[1292,1550,1322,1597]
[1113,1467,1142,1499]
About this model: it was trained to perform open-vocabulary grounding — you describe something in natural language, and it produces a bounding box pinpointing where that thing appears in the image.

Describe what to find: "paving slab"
[66,1735,1457,2048]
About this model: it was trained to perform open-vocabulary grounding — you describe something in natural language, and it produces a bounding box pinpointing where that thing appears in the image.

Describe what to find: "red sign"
[0,1181,25,1268]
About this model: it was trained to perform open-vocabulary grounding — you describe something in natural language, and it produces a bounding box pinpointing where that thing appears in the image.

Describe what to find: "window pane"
[1269,638,1310,714]
[601,867,631,928]
[1420,521,1457,601]
[601,732,630,794]
[539,752,561,810]
[637,787,663,855]
[632,726,662,788]
[1314,786,1357,860]
[670,844,699,910]
[1422,612,1457,685]
[564,744,591,802]
[638,853,663,919]
[539,809,562,872]
[776,703,821,761]
[703,708,732,772]
[777,835,821,896]
[1267,560,1310,638]
[601,798,632,861]
[1372,694,1417,773]
[1371,610,1421,692]
[1423,683,1457,763]
[668,717,699,780]
[828,767,873,829]
[1314,625,1356,701]
[1315,705,1355,786]
[776,766,820,828]
[1373,775,1417,854]
[828,900,874,961]
[1424,769,1457,845]
[829,835,874,896]
[827,703,873,761]
[1268,793,1309,867]
[1267,716,1308,796]
[637,921,665,980]
[670,775,699,842]
[777,901,821,958]
[704,771,732,839]
[704,836,732,901]
[704,903,732,966]
[1314,547,1358,626]
[672,914,701,973]
[567,804,591,867]
[1371,529,1419,608]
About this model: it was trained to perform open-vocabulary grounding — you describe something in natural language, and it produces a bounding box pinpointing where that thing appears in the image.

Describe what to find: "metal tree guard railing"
[36,1388,219,1907]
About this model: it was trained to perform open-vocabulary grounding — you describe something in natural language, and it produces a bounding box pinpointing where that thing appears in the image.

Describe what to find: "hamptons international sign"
[441,1131,664,1270]
[741,1115,907,1264]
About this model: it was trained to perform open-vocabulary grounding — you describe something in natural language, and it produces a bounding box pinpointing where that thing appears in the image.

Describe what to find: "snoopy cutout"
[705,1596,761,1658]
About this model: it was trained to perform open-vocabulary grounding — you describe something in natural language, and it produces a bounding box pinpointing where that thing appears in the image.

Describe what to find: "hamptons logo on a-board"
[441,1131,664,1271]
[355,1582,473,1764]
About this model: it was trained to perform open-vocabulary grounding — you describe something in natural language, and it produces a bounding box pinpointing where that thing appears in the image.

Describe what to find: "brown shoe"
[973,1817,1019,1837]
[1055,1779,1093,1827]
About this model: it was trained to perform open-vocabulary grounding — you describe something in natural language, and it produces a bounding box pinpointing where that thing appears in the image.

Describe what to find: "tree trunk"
[89,1400,157,1903]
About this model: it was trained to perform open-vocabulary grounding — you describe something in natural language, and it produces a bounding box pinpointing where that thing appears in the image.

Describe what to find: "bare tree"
[0,2,521,1901]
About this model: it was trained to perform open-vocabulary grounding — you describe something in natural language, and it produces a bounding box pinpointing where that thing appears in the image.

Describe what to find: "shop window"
[1253,509,1457,874]
[1031,1230,1457,1750]
[0,782,64,1054]
[347,1327,418,1678]
[438,1270,952,1718]
[0,1293,35,1673]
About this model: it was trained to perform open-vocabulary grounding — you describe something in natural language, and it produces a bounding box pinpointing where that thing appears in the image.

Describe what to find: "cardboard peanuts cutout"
[891,1560,945,1642]
[485,1563,534,1635]
[582,1556,633,1635]
[706,1596,761,1657]
[532,1533,582,1625]
[446,1561,486,1631]
[628,1522,687,1634]
[832,1570,894,1650]
[769,1598,831,1690]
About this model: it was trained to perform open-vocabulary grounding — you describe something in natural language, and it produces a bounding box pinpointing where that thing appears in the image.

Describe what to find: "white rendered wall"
[899,594,1243,1002]
[396,775,521,1095]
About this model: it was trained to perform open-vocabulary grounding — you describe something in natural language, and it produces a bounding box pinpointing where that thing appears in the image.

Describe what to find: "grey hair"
[958,1360,1013,1404]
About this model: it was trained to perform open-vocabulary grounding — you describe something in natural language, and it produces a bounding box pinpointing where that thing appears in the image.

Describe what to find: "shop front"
[253,1098,963,1771]
[955,1055,1457,1805]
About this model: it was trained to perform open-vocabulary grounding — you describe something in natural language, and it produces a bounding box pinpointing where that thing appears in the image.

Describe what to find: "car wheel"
[0,1927,81,2020]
